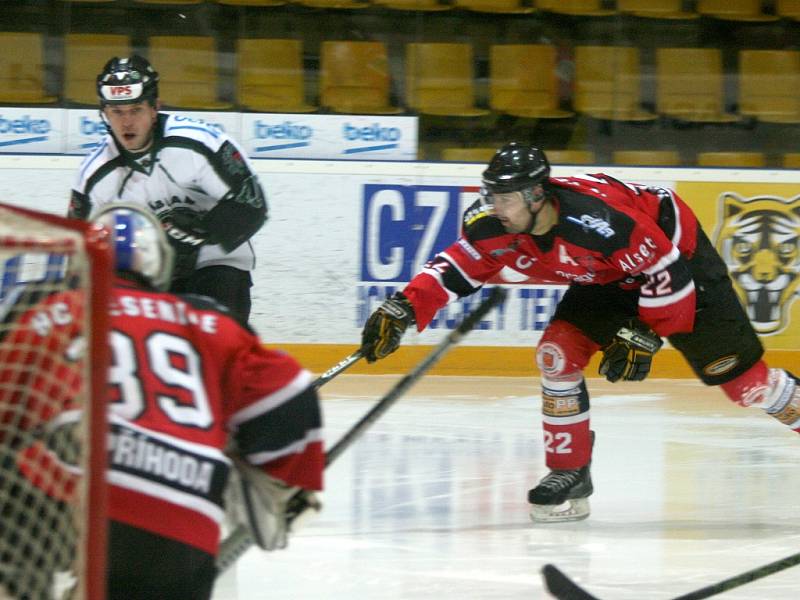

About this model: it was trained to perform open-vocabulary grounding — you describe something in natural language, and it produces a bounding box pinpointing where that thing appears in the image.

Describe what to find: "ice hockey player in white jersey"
[68,55,267,324]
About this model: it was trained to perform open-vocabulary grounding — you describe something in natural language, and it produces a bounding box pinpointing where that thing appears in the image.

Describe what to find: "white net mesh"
[0,207,92,600]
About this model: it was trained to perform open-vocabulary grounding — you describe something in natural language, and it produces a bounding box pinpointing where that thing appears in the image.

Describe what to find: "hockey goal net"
[0,203,112,600]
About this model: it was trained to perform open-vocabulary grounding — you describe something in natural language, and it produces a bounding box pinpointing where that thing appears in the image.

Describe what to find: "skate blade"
[530,498,590,523]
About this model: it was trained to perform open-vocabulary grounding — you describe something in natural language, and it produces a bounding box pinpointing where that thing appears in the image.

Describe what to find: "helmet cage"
[92,202,174,290]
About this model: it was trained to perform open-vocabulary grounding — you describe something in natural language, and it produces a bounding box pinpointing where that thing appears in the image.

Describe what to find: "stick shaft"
[544,548,800,600]
[312,350,363,389]
[671,552,800,600]
[326,287,505,466]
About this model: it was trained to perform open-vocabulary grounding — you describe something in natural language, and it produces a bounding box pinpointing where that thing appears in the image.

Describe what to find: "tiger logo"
[712,193,800,335]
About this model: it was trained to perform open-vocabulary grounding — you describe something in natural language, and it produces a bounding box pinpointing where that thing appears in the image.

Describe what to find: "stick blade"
[542,564,602,600]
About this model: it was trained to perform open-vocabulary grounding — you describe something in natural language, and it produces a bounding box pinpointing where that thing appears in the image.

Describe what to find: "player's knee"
[537,320,599,381]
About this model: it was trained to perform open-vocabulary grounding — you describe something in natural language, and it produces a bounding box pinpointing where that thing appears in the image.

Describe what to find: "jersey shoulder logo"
[462,199,505,242]
[565,214,615,238]
[713,192,800,334]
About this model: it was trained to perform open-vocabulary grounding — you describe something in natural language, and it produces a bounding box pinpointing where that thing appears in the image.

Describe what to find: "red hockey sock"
[543,418,593,470]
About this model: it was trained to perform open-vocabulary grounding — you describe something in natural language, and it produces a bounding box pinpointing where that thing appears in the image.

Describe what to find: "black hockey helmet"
[481,143,551,195]
[96,55,159,106]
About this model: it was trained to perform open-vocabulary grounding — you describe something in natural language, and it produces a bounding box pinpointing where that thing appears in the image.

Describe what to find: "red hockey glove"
[599,320,663,383]
[361,292,415,363]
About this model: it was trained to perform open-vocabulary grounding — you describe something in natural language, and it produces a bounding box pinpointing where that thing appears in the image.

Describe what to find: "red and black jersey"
[0,277,324,555]
[403,174,700,337]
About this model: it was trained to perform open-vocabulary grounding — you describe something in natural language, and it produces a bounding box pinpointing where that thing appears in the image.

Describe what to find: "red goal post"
[0,202,112,600]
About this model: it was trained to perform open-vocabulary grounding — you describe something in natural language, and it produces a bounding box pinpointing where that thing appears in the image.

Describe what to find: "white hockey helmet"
[92,203,174,290]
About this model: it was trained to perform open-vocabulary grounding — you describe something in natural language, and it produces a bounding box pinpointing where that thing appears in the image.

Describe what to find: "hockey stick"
[216,286,508,571]
[311,349,363,390]
[543,550,800,600]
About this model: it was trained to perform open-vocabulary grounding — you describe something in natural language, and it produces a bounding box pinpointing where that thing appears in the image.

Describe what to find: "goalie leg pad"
[229,459,321,552]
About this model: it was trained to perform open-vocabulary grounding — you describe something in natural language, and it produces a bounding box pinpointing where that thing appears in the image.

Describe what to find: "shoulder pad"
[163,114,225,149]
[462,199,506,242]
[75,138,115,189]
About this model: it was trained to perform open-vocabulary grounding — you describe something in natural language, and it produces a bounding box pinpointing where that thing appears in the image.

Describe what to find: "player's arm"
[225,339,324,550]
[67,189,92,220]
[361,199,505,362]
[608,219,696,337]
[199,139,268,253]
[0,292,83,449]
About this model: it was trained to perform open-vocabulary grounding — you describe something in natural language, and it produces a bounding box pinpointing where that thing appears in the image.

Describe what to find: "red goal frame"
[0,202,112,600]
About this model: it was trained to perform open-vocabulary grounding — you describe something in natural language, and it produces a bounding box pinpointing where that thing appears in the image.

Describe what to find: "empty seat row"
[57,0,800,21]
[3,32,800,125]
[441,148,797,168]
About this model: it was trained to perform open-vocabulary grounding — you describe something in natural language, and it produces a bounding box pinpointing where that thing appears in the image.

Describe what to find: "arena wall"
[1,155,798,378]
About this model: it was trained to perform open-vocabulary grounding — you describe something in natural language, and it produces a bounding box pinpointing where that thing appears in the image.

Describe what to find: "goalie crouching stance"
[0,203,323,600]
[361,142,800,524]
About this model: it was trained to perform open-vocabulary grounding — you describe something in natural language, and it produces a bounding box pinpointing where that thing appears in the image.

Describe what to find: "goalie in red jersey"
[361,142,800,523]
[0,203,323,599]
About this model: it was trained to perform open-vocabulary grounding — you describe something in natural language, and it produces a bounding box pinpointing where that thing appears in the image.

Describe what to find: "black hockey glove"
[161,209,209,279]
[599,319,663,383]
[361,292,416,363]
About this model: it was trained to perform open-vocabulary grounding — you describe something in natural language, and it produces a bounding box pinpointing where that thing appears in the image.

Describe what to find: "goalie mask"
[93,203,174,290]
[96,55,160,106]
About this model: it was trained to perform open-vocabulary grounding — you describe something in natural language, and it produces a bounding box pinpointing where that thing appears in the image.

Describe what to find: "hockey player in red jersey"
[361,142,800,523]
[0,204,323,599]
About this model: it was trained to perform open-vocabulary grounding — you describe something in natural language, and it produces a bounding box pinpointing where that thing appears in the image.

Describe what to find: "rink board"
[0,155,798,377]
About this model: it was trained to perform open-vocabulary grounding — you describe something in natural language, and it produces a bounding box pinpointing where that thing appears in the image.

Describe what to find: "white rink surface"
[213,376,800,600]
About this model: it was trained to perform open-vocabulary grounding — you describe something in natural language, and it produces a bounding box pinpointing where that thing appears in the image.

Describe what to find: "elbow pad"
[202,176,268,252]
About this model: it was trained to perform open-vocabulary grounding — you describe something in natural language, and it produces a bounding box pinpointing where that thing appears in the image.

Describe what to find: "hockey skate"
[529,431,595,523]
[528,465,593,522]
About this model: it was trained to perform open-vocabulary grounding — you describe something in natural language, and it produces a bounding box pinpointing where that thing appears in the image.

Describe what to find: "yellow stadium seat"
[320,41,403,115]
[371,0,451,10]
[656,48,738,123]
[777,0,800,19]
[536,0,615,16]
[613,150,681,166]
[294,0,369,8]
[454,0,535,14]
[738,50,800,123]
[405,43,490,117]
[0,32,57,104]
[782,153,800,168]
[547,149,596,164]
[697,0,778,21]
[574,46,656,121]
[489,45,574,119]
[148,36,232,110]
[696,152,767,167]
[133,0,202,4]
[441,147,497,162]
[217,0,286,5]
[617,0,697,19]
[237,39,316,113]
[65,34,132,106]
